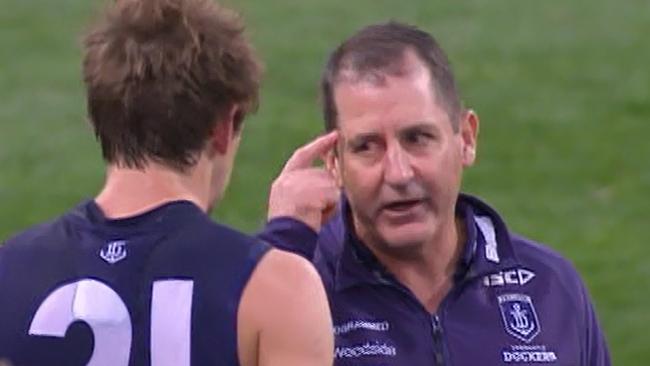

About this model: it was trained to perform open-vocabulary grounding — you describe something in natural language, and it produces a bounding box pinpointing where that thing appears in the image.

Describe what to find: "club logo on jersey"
[100,240,127,264]
[498,293,540,343]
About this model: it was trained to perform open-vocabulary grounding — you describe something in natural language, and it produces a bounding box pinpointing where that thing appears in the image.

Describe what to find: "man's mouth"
[382,199,425,213]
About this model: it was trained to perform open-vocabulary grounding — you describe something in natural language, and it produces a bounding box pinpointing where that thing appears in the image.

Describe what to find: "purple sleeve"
[582,285,611,366]
[256,217,318,260]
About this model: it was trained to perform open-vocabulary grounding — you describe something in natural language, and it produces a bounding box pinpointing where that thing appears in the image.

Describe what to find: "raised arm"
[258,131,340,259]
[267,131,340,232]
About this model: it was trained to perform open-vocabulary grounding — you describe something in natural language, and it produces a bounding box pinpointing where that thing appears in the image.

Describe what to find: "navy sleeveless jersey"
[0,200,270,366]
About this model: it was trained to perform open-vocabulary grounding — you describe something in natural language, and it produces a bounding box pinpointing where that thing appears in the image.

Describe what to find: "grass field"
[1,0,648,363]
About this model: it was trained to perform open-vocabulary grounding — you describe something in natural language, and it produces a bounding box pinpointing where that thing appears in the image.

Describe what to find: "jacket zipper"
[431,314,445,366]
[372,269,453,365]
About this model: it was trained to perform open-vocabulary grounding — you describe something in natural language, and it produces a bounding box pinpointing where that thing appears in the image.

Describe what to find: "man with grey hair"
[264,21,611,365]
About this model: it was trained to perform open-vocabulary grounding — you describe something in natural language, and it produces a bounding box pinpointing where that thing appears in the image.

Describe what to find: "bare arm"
[238,249,333,366]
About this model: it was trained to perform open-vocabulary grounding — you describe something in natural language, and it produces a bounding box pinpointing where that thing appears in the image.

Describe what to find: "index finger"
[282,131,339,172]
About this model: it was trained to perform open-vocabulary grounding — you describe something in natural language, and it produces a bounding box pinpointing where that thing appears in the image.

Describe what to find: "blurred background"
[1,0,648,363]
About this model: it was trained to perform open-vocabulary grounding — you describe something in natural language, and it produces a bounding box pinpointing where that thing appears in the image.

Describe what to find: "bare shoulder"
[241,248,329,324]
[253,248,323,290]
[238,249,333,366]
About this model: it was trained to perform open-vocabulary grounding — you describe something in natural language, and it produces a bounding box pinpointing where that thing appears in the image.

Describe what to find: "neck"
[95,161,213,219]
[369,215,466,313]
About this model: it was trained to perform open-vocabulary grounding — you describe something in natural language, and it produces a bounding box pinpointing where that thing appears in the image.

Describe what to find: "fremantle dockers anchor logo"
[498,293,540,343]
[100,240,127,264]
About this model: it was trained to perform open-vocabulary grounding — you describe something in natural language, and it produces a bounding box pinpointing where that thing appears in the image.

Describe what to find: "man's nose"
[383,144,414,186]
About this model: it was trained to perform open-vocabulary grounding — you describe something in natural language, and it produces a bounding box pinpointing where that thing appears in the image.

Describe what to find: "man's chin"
[380,218,432,241]
[372,229,431,260]
[355,213,435,260]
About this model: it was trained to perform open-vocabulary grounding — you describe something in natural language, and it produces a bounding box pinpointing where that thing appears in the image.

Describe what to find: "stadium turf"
[1,0,648,363]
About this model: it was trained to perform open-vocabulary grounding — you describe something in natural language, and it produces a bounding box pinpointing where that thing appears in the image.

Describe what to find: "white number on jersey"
[28,278,193,366]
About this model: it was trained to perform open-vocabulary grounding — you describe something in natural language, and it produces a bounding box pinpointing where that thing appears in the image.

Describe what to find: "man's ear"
[325,148,343,187]
[460,109,479,167]
[210,105,240,155]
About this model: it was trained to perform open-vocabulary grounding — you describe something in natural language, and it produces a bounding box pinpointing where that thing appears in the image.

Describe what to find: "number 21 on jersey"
[28,279,193,366]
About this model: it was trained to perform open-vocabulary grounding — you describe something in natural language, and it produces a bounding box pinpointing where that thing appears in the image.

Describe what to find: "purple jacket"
[260,194,610,365]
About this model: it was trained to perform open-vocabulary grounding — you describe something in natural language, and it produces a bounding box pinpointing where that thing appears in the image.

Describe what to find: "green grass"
[1,0,648,363]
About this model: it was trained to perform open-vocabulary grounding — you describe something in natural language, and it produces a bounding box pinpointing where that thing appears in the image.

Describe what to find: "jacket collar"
[333,193,522,292]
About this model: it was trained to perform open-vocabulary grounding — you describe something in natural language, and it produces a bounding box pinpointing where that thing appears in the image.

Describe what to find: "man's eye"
[405,131,433,145]
[350,140,380,154]
[351,142,371,153]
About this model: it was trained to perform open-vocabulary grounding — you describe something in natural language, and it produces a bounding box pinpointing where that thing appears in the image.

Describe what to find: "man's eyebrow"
[345,132,382,145]
[398,122,439,134]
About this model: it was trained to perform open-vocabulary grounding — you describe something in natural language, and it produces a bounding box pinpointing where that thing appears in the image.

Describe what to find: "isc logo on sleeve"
[483,268,535,287]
